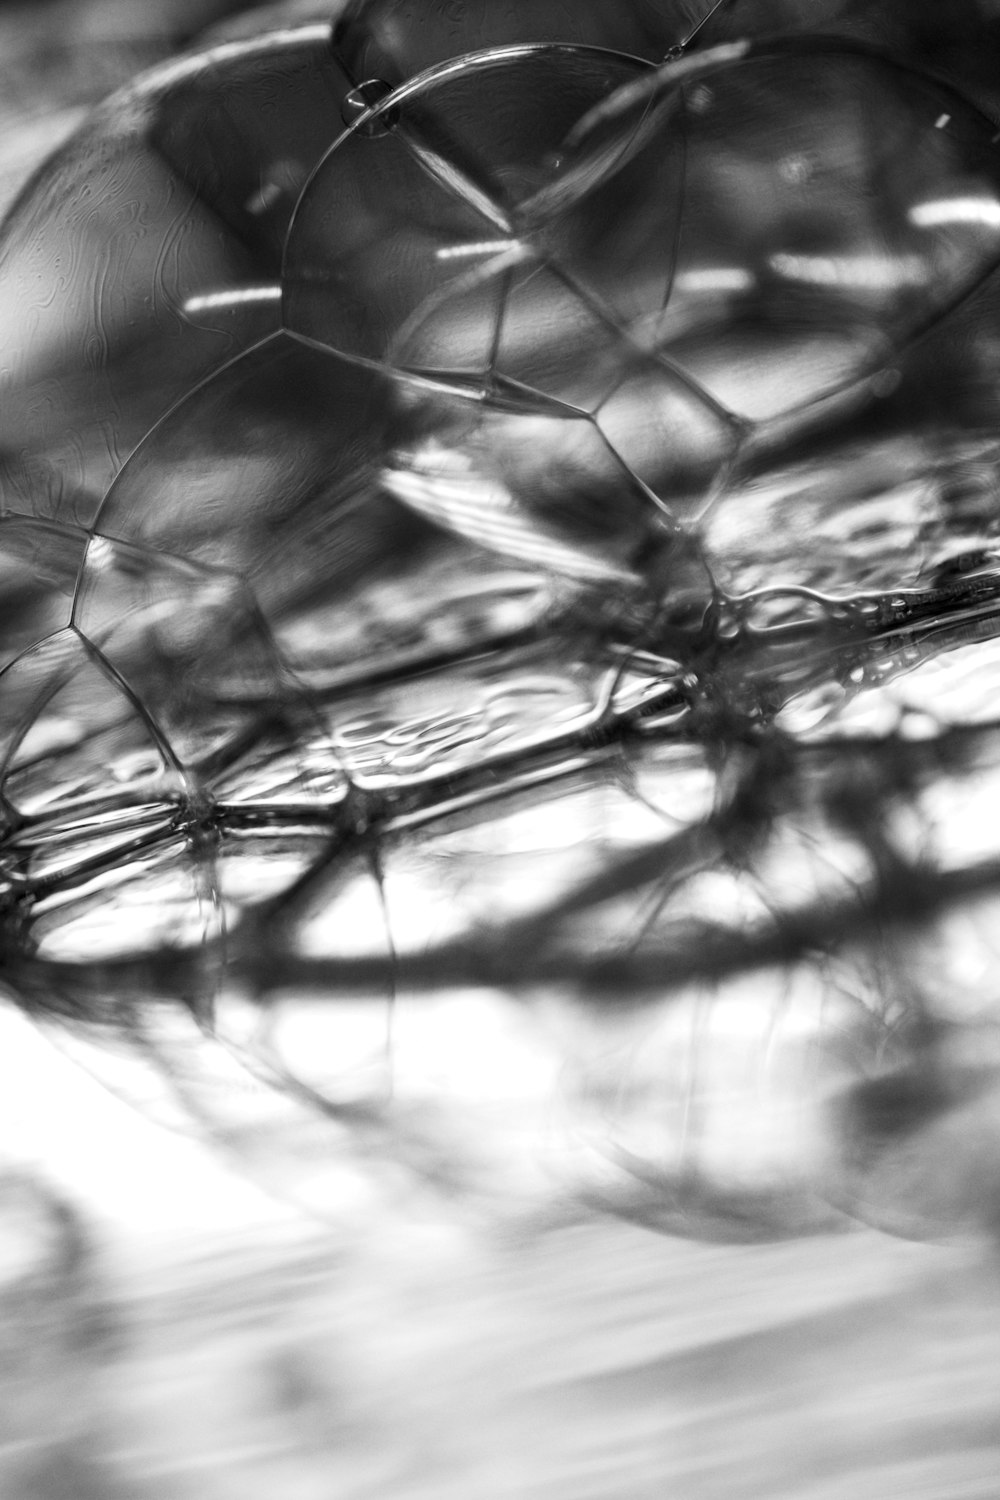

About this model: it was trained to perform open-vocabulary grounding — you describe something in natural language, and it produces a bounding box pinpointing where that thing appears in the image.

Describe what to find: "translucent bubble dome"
[4,0,1000,1239]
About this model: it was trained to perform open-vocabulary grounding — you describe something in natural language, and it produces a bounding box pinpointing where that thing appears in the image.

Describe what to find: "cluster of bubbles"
[3,0,1000,1237]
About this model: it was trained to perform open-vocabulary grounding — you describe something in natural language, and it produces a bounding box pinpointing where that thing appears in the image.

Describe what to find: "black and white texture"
[3,3,1000,1496]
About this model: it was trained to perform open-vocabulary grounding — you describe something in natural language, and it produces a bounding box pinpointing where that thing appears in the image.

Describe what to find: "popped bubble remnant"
[4,0,1000,1239]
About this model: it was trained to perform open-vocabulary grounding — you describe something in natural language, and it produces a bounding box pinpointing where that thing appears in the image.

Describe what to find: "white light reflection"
[183,285,282,314]
[85,534,116,572]
[769,251,927,290]
[436,240,519,260]
[674,267,755,295]
[909,196,1000,229]
[384,443,636,585]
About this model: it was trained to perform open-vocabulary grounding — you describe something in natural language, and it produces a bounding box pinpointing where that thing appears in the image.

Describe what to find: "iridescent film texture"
[2,0,1000,1244]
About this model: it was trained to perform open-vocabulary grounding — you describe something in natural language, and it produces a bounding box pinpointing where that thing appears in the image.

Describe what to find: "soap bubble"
[4,0,1000,1239]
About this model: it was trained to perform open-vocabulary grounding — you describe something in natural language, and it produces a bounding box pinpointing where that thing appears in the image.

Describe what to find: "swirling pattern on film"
[2,0,1000,1252]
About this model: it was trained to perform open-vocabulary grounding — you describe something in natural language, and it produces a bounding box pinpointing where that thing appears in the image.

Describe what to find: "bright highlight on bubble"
[183,285,283,313]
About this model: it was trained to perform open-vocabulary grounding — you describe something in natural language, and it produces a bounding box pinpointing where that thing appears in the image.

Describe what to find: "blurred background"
[2,3,1000,1498]
[0,0,248,211]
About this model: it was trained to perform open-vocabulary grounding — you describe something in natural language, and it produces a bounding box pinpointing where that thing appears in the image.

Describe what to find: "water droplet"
[341,78,399,136]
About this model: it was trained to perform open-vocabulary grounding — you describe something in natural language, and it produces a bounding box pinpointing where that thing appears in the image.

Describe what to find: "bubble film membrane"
[4,0,1000,1239]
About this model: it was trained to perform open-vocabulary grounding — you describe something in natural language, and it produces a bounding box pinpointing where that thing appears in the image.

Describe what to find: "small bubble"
[341,79,399,137]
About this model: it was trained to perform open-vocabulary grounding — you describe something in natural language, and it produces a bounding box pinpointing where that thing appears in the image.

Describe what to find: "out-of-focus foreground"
[2,987,1000,1500]
[3,1003,1000,1500]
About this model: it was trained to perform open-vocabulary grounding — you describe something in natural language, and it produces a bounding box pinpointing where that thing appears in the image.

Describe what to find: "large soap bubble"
[4,0,1000,1239]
